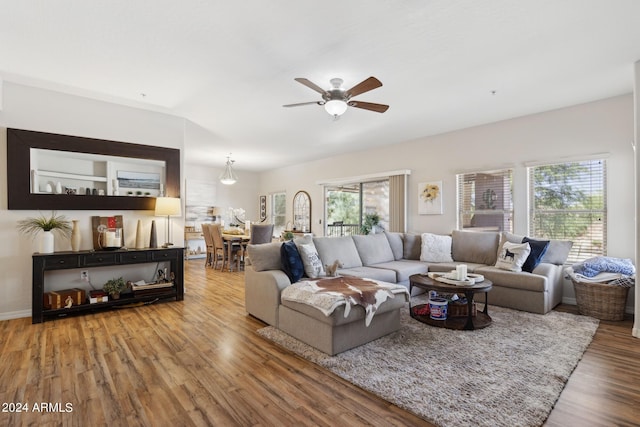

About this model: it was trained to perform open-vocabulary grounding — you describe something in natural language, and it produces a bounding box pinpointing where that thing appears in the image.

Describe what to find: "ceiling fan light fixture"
[219,155,238,185]
[324,99,348,117]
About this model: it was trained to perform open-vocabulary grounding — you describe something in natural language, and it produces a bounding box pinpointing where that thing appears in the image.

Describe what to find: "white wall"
[257,95,636,309]
[0,82,186,319]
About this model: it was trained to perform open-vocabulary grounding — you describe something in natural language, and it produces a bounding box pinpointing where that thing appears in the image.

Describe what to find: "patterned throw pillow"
[280,240,304,283]
[420,233,453,263]
[298,243,325,278]
[495,241,531,272]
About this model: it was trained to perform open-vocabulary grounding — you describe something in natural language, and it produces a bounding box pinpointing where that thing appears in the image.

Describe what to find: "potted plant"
[103,277,127,299]
[282,231,295,241]
[361,212,381,235]
[17,211,72,253]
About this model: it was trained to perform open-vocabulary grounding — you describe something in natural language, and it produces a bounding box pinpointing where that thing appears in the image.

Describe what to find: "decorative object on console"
[70,219,81,252]
[102,277,127,300]
[135,220,145,249]
[219,154,238,185]
[150,220,158,248]
[418,181,443,215]
[155,197,181,248]
[91,216,124,250]
[17,211,72,254]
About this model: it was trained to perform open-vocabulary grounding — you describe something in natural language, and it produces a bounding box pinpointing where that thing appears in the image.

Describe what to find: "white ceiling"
[2,1,640,172]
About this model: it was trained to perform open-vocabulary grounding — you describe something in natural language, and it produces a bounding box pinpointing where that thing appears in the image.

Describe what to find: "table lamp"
[155,197,181,248]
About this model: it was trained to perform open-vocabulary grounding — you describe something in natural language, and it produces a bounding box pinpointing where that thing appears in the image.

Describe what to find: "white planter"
[39,231,55,254]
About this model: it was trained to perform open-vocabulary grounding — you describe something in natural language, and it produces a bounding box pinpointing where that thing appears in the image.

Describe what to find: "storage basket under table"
[571,278,632,321]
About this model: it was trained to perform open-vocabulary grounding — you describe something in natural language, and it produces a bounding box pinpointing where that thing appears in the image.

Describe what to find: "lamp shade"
[155,197,181,216]
[324,99,348,116]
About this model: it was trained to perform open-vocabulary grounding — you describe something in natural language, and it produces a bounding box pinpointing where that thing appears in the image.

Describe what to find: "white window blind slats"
[457,169,513,232]
[528,160,606,264]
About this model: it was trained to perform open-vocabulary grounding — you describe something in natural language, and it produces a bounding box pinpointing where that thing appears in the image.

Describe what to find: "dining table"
[221,231,251,271]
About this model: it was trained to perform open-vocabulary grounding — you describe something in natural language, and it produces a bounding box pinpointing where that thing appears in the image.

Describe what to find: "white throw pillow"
[298,243,326,278]
[420,233,453,263]
[495,241,531,272]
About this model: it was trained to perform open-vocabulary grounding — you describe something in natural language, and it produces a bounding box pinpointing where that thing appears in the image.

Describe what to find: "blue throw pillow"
[280,240,304,283]
[521,237,550,273]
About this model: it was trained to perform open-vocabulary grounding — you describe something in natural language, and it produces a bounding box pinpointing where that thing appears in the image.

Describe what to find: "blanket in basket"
[572,256,636,278]
[281,277,409,326]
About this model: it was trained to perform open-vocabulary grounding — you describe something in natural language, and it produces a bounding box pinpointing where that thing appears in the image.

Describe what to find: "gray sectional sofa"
[245,230,571,354]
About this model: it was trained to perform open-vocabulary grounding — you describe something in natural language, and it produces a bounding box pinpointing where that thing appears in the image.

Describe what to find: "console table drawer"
[82,253,118,266]
[44,255,80,269]
[151,250,179,261]
[119,252,150,264]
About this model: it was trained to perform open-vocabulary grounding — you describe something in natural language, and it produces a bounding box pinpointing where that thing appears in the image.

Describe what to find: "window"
[528,159,606,264]
[325,180,389,236]
[271,192,286,237]
[457,169,513,232]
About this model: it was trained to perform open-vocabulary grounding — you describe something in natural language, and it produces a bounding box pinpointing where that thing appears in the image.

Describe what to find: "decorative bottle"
[135,220,145,249]
[71,220,81,252]
[150,220,158,248]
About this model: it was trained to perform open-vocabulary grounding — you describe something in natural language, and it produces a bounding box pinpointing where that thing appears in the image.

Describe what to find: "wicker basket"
[571,279,630,321]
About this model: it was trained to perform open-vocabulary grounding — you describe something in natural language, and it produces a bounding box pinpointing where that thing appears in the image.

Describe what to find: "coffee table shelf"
[409,273,493,330]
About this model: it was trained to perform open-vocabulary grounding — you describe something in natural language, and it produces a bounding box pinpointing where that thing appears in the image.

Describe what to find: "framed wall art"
[418,181,443,215]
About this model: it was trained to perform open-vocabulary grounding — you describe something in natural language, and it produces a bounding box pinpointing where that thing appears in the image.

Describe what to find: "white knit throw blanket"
[281,276,409,326]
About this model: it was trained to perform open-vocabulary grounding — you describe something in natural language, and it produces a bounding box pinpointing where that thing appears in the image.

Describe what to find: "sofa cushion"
[313,236,363,268]
[521,237,550,273]
[369,260,428,283]
[280,240,304,283]
[337,266,398,283]
[495,241,531,272]
[247,242,282,272]
[475,266,549,293]
[452,230,500,265]
[541,239,573,265]
[403,233,422,260]
[298,242,325,278]
[420,233,453,262]
[384,231,404,260]
[496,231,524,261]
[353,233,395,265]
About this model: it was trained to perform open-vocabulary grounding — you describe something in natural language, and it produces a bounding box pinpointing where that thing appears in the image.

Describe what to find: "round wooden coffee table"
[409,273,493,330]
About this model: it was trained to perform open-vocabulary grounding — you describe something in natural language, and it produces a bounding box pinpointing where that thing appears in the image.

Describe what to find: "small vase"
[55,181,62,194]
[135,220,145,249]
[111,292,120,300]
[71,220,81,252]
[149,220,158,248]
[39,231,55,254]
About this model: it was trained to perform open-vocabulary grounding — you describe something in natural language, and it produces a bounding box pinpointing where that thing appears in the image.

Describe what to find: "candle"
[456,264,468,281]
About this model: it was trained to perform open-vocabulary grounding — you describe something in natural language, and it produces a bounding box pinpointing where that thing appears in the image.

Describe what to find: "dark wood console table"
[32,247,184,324]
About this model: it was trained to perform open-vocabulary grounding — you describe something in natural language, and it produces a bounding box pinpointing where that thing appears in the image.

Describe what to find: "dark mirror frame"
[7,128,180,210]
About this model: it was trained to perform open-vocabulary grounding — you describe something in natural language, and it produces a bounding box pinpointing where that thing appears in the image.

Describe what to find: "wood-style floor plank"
[0,260,637,426]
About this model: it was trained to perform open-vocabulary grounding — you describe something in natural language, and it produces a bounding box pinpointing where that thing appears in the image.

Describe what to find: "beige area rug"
[257,301,599,427]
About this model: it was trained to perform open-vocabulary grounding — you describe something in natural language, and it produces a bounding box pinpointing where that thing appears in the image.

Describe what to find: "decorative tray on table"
[427,272,485,286]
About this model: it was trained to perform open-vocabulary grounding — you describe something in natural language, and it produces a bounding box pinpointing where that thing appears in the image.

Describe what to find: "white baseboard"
[0,310,31,321]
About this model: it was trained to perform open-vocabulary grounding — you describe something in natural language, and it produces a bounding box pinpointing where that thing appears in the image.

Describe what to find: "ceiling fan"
[283,76,389,118]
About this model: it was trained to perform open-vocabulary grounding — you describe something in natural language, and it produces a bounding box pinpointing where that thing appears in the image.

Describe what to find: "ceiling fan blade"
[294,78,328,95]
[346,76,382,98]
[283,101,323,108]
[349,100,389,113]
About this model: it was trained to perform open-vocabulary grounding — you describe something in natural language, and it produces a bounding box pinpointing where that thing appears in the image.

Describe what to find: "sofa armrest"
[244,266,291,327]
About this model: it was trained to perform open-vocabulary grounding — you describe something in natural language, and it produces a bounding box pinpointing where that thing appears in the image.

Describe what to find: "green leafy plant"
[103,277,127,296]
[361,212,381,235]
[282,231,295,241]
[17,211,72,238]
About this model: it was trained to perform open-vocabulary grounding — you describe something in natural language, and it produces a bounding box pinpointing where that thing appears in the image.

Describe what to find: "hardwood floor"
[0,260,638,426]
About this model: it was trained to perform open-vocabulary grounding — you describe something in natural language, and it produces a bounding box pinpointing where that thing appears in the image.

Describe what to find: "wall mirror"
[7,128,180,210]
[293,190,311,232]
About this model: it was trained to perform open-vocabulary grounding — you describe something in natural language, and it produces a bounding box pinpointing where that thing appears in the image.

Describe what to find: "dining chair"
[211,223,242,271]
[250,223,274,245]
[201,224,218,269]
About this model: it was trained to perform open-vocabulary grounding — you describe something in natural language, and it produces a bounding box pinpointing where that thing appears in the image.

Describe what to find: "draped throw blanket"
[572,256,636,278]
[281,277,409,326]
